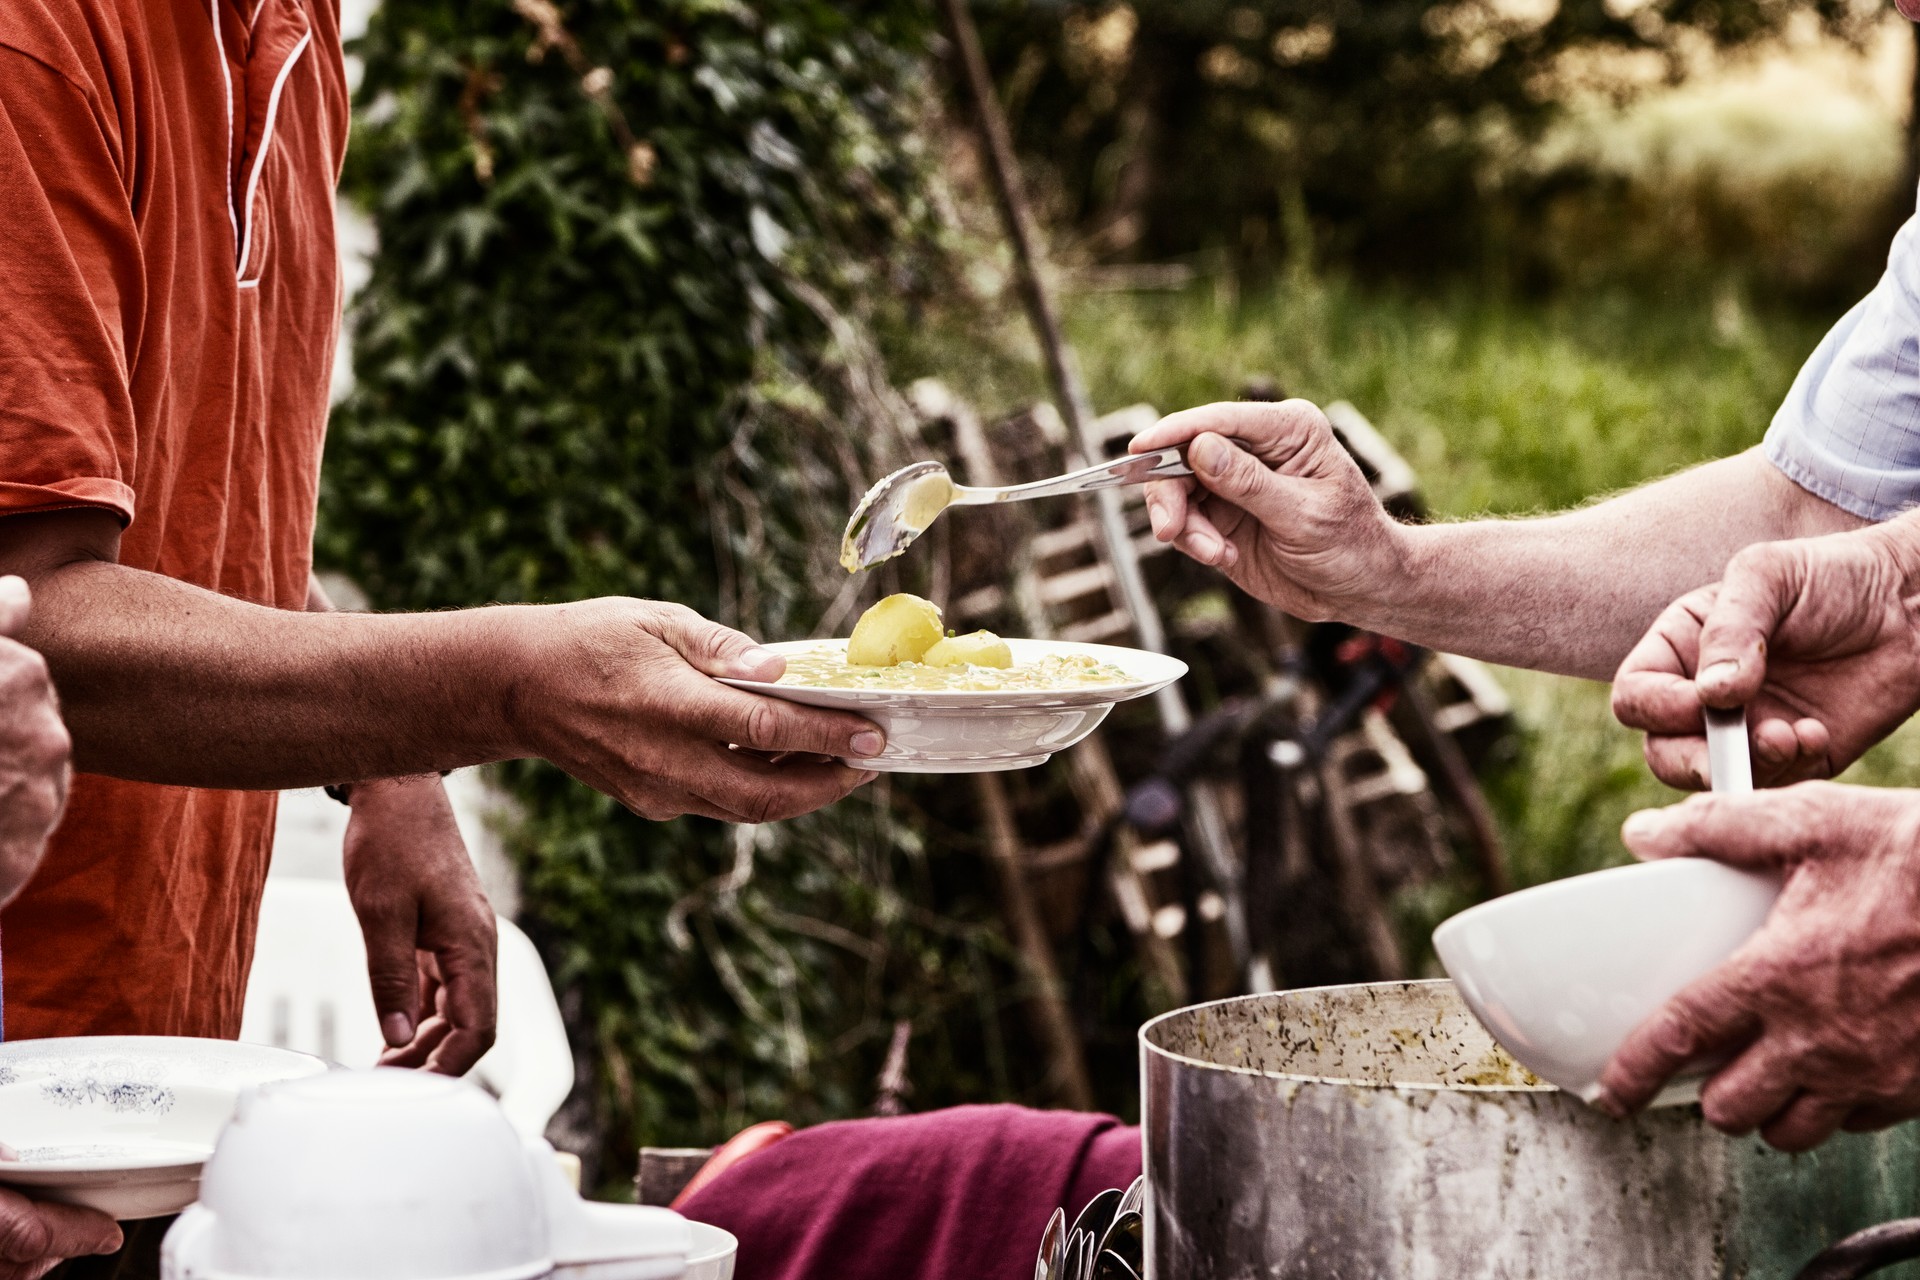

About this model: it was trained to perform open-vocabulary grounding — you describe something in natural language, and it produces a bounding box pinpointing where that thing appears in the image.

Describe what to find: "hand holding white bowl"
[1432,856,1778,1106]
[1592,782,1920,1152]
[1433,706,1777,1108]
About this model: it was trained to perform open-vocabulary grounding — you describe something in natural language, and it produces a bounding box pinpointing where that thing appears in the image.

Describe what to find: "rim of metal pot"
[1139,978,1559,1095]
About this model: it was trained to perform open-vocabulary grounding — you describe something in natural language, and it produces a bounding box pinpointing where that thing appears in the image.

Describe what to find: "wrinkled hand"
[344,775,498,1076]
[1594,783,1920,1152]
[1129,401,1404,622]
[0,1186,119,1280]
[0,577,70,907]
[519,600,883,824]
[1611,518,1920,788]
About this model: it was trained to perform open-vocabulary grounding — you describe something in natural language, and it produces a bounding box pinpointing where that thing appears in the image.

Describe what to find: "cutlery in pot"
[1035,1206,1066,1280]
[1094,1176,1145,1277]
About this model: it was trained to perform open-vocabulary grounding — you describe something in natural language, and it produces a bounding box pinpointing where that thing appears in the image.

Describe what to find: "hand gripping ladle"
[1703,705,1753,795]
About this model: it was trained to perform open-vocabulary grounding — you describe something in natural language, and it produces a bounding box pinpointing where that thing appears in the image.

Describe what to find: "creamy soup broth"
[779,646,1133,692]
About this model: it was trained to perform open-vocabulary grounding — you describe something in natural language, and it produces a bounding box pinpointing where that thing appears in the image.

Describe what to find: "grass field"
[888,273,1920,898]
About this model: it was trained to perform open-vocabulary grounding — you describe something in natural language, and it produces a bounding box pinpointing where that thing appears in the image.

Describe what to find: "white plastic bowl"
[686,1222,737,1280]
[0,1037,326,1219]
[191,1070,548,1277]
[1432,858,1780,1105]
[162,1069,689,1280]
[721,638,1187,773]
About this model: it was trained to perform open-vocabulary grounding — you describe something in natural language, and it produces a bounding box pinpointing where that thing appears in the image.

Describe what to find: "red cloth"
[677,1106,1141,1280]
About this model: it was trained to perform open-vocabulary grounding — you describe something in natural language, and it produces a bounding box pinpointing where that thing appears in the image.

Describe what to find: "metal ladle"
[839,447,1192,572]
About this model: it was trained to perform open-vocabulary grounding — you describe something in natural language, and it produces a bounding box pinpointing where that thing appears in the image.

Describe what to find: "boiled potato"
[846,593,945,667]
[902,472,954,530]
[924,630,1013,669]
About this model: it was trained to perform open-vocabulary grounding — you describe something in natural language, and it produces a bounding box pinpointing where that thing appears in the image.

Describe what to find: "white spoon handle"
[1703,706,1753,795]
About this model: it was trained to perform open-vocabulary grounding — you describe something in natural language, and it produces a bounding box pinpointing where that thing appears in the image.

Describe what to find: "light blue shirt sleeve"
[1765,212,1920,522]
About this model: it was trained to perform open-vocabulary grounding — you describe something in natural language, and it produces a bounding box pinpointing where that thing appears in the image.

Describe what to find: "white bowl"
[0,1037,326,1219]
[686,1222,738,1280]
[193,1070,547,1277]
[1432,858,1780,1105]
[163,1069,689,1280]
[720,639,1187,773]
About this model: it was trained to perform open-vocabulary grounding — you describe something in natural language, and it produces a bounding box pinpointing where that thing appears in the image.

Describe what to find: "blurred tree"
[974,0,1886,278]
[320,0,1035,1183]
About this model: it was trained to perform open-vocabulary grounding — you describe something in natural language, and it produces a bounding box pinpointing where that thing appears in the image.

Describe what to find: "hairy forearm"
[1358,449,1868,679]
[26,560,529,788]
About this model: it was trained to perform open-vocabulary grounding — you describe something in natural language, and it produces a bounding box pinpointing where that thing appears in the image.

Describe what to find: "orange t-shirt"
[0,0,347,1038]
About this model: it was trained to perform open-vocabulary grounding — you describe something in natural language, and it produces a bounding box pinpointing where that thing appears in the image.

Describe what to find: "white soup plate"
[721,639,1187,773]
[1433,858,1780,1106]
[0,1036,326,1219]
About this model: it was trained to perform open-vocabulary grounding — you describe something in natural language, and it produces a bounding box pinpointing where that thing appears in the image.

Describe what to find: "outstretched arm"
[4,508,883,824]
[1132,401,1865,679]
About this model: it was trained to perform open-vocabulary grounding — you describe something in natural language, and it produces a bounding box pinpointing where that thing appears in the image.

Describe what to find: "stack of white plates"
[0,1036,326,1218]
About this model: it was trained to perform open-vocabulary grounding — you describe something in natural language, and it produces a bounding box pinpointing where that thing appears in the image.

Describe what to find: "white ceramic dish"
[0,1037,326,1219]
[687,1221,738,1280]
[721,638,1187,773]
[164,1069,690,1280]
[1432,857,1780,1106]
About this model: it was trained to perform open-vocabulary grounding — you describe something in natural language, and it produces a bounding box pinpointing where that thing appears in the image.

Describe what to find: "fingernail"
[1191,434,1228,475]
[733,647,780,677]
[1190,531,1223,562]
[859,771,880,784]
[1621,810,1665,843]
[382,1013,414,1047]
[1147,502,1166,536]
[851,730,885,757]
[1698,660,1740,689]
[1587,1086,1628,1119]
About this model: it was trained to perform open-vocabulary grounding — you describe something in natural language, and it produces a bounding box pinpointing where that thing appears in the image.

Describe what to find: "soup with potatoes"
[777,594,1134,692]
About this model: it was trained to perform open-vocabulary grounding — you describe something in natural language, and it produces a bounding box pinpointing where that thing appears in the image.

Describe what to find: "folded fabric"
[677,1105,1142,1280]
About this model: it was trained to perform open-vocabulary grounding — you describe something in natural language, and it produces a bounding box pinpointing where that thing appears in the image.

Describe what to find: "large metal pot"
[1141,981,1920,1279]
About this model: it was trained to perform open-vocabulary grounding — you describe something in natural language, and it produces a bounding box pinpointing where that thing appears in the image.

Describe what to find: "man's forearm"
[1355,449,1868,679]
[305,571,446,795]
[0,509,878,822]
[27,558,529,788]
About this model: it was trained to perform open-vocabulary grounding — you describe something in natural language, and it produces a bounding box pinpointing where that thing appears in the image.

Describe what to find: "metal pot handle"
[1796,1220,1920,1279]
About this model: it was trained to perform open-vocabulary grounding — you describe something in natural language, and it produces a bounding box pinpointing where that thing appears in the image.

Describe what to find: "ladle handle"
[1704,706,1753,795]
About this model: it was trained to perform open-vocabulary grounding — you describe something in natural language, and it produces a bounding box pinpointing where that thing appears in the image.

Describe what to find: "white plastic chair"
[240,878,576,1138]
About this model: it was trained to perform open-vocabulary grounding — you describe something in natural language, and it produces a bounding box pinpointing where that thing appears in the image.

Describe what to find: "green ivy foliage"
[320,0,1018,1172]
